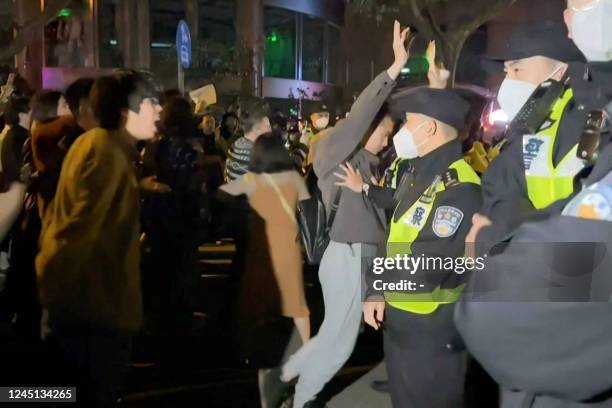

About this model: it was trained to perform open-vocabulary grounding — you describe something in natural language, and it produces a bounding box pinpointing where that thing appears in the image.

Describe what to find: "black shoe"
[370,379,390,393]
[259,368,284,408]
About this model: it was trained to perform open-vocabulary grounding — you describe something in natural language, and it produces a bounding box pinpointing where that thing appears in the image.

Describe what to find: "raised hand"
[387,20,411,80]
[426,41,450,89]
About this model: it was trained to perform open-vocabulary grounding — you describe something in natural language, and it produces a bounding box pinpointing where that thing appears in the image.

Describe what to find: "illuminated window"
[44,0,88,67]
[264,7,296,79]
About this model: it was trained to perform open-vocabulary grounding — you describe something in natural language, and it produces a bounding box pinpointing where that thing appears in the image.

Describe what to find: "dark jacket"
[36,128,142,334]
[478,62,612,251]
[455,143,612,407]
[314,71,394,245]
[366,140,482,297]
[31,116,84,217]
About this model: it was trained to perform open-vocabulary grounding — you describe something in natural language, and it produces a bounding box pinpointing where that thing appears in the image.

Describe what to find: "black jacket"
[478,62,612,251]
[366,140,482,297]
[456,94,612,408]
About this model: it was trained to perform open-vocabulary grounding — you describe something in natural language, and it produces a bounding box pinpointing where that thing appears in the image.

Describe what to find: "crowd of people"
[0,0,611,407]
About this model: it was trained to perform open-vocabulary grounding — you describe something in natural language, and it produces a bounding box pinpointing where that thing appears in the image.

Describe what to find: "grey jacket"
[314,71,395,244]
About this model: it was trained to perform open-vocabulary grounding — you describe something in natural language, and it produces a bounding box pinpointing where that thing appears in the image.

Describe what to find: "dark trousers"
[48,322,131,407]
[384,303,466,408]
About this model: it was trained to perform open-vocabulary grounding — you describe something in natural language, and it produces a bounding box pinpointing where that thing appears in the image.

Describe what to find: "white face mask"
[497,78,538,122]
[314,117,329,130]
[393,121,429,159]
[571,0,612,62]
[497,63,565,121]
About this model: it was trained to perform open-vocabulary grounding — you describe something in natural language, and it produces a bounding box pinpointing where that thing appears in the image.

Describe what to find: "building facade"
[7,0,345,106]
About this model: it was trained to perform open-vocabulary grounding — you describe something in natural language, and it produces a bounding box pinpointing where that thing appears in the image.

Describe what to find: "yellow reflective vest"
[524,88,585,209]
[385,159,481,315]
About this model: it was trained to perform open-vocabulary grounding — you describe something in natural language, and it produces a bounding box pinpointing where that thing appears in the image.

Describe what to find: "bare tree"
[0,0,71,62]
[349,0,517,86]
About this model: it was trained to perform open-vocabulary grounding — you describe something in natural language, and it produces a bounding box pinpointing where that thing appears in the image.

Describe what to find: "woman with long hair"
[220,132,310,344]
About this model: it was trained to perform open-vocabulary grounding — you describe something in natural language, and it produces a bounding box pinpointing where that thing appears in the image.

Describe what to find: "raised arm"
[314,21,411,178]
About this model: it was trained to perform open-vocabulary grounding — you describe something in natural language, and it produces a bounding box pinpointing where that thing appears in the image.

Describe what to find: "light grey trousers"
[282,240,377,408]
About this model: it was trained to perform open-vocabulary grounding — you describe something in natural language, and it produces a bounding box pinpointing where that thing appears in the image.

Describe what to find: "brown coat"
[36,127,142,334]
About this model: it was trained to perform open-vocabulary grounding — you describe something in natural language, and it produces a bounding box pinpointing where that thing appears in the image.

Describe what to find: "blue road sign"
[176,20,192,69]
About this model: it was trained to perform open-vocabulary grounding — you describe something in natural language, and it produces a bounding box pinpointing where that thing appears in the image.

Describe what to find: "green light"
[268,32,278,43]
[58,8,71,17]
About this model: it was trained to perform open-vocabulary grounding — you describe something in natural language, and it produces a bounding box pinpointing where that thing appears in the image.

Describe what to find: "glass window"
[99,0,122,68]
[302,15,324,82]
[198,0,237,76]
[264,7,296,79]
[44,0,89,67]
[150,1,185,88]
[327,25,341,84]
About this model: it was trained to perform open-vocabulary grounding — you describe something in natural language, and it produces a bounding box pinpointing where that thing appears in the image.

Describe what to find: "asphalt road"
[119,240,383,407]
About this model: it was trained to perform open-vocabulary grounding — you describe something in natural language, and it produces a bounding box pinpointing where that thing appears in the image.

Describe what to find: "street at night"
[1,0,612,407]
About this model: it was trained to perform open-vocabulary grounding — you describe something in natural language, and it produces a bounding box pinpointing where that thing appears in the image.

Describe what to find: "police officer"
[469,20,588,250]
[455,1,612,407]
[335,88,482,408]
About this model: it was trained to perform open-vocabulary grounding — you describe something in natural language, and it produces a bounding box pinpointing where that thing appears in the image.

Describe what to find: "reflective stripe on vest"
[390,158,404,189]
[385,159,481,315]
[524,89,585,209]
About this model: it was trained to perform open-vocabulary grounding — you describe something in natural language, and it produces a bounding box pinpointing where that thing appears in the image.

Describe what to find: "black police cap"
[487,20,584,63]
[390,87,470,131]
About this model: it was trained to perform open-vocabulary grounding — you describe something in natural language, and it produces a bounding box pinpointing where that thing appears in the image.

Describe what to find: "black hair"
[90,76,128,130]
[113,69,162,113]
[238,97,269,134]
[220,112,241,140]
[250,131,295,174]
[4,95,31,126]
[361,102,397,146]
[64,77,95,118]
[160,96,197,139]
[32,90,62,124]
[270,110,288,131]
[162,89,182,105]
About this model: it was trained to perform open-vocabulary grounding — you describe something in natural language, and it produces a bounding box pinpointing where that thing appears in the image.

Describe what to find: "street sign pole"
[178,60,185,94]
[176,20,192,95]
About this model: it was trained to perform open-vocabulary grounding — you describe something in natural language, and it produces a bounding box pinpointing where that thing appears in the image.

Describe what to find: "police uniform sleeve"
[367,185,396,209]
[478,141,535,254]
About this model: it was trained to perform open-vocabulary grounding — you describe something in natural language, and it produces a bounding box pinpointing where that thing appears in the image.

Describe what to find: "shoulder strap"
[262,173,297,226]
[327,187,343,230]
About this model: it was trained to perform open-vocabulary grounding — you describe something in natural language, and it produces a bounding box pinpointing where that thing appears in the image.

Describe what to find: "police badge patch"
[432,206,464,238]
[563,172,612,222]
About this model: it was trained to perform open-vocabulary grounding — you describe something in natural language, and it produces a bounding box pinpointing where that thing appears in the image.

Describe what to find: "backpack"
[296,166,341,265]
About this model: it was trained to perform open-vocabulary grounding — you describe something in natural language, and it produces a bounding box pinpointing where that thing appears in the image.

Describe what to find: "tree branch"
[407,0,443,43]
[423,6,444,40]
[0,0,71,62]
